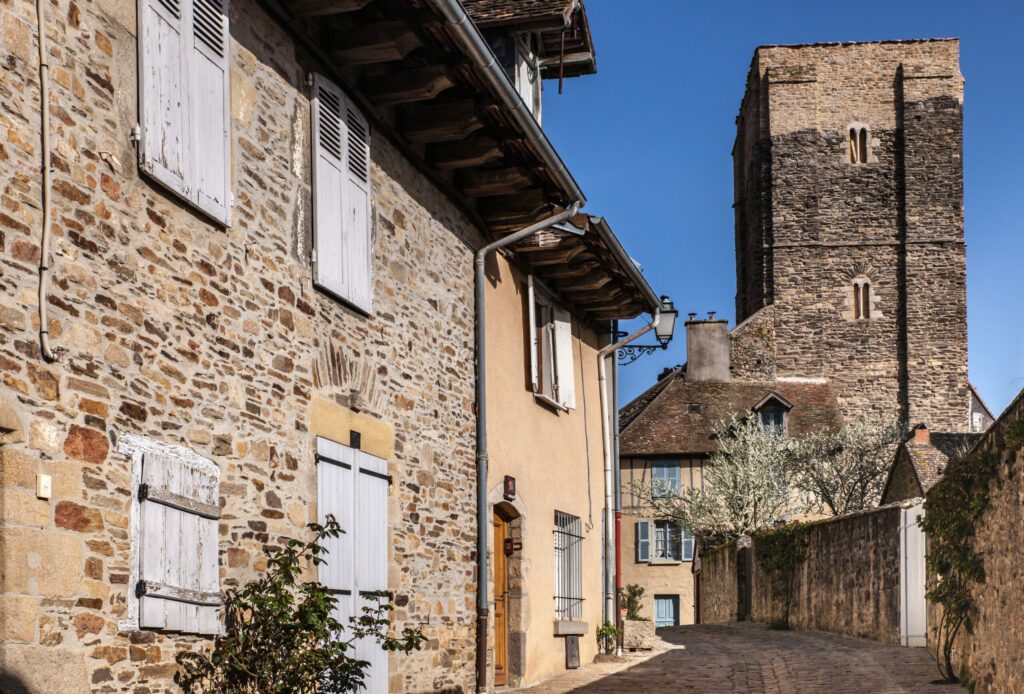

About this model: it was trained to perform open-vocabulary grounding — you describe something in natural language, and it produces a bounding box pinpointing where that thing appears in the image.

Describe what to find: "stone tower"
[731,40,970,431]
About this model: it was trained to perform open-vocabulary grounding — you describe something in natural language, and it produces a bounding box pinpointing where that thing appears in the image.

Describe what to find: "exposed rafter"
[429,137,503,169]
[287,0,374,18]
[330,21,423,64]
[363,65,454,106]
[401,100,483,143]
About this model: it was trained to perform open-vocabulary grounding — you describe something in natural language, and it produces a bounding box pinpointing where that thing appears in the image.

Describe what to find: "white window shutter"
[527,275,538,392]
[316,437,357,645]
[138,449,221,634]
[312,74,373,313]
[189,0,231,225]
[342,97,373,312]
[553,308,575,408]
[636,521,650,563]
[138,0,192,202]
[355,449,389,694]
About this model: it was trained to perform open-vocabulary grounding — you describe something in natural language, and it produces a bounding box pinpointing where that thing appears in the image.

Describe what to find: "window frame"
[650,460,681,499]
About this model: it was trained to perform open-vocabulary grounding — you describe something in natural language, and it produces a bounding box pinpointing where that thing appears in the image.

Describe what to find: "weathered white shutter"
[189,0,231,225]
[312,74,373,313]
[553,307,575,409]
[316,437,357,642]
[316,437,389,693]
[138,0,191,201]
[138,0,231,225]
[636,521,650,563]
[355,449,389,694]
[138,449,221,634]
[527,275,538,391]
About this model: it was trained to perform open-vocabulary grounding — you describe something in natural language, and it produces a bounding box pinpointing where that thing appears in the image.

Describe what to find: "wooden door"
[493,512,509,686]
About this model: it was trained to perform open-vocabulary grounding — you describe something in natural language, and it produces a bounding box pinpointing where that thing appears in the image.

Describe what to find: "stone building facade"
[732,40,971,432]
[0,0,655,691]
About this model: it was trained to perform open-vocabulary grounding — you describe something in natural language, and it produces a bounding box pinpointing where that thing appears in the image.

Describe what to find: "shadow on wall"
[0,670,31,694]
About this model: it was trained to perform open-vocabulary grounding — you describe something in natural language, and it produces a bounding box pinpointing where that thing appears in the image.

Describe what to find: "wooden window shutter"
[355,448,389,693]
[189,0,231,225]
[553,308,575,409]
[312,74,373,313]
[137,449,221,634]
[138,0,192,203]
[636,521,650,563]
[527,275,538,392]
[316,437,389,692]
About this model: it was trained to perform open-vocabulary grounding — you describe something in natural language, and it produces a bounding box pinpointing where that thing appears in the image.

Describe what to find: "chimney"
[685,314,730,383]
[914,424,930,444]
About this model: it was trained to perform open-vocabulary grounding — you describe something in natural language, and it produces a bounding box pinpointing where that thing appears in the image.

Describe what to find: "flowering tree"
[639,416,797,544]
[788,418,904,516]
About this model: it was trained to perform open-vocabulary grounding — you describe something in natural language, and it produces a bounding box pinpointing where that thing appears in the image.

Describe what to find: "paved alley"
[518,623,963,693]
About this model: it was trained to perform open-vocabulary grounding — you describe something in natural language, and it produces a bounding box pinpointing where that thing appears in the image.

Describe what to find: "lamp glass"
[655,297,678,345]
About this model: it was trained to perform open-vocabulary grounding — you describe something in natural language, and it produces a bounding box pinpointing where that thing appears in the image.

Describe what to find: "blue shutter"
[636,521,650,563]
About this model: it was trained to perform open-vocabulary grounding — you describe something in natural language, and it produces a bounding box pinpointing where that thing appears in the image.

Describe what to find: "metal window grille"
[553,511,583,620]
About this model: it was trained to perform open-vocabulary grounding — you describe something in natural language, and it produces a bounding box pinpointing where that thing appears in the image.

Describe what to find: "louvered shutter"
[636,521,650,563]
[316,437,357,642]
[138,0,191,202]
[527,276,538,391]
[137,449,221,634]
[312,74,373,313]
[189,0,231,225]
[553,308,575,409]
[355,449,389,694]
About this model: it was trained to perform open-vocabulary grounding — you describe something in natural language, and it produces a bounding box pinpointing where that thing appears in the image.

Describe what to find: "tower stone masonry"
[731,39,970,432]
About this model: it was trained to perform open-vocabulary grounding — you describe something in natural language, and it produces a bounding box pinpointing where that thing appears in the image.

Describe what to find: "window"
[760,409,786,434]
[528,276,576,409]
[316,436,390,690]
[849,126,869,164]
[139,0,232,225]
[651,461,680,498]
[553,511,583,620]
[122,434,222,635]
[312,73,373,313]
[515,35,542,123]
[637,520,694,562]
[853,281,871,320]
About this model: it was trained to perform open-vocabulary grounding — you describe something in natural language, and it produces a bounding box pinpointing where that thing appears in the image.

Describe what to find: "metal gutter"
[427,0,587,206]
[474,203,581,692]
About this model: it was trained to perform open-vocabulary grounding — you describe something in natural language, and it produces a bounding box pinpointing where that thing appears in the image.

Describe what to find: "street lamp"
[616,294,679,365]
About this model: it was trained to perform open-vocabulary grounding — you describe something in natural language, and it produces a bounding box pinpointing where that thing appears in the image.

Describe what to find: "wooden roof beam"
[542,260,600,279]
[363,66,454,106]
[456,166,533,197]
[401,100,483,143]
[429,137,503,169]
[330,21,422,65]
[287,0,373,18]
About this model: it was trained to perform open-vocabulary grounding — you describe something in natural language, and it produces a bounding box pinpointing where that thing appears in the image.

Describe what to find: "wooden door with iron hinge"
[493,512,509,686]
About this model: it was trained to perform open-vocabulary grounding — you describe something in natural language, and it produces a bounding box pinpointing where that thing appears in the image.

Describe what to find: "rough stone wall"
[732,41,970,431]
[0,0,480,691]
[697,541,737,624]
[931,390,1024,691]
[750,505,903,643]
[880,448,923,504]
[728,305,775,381]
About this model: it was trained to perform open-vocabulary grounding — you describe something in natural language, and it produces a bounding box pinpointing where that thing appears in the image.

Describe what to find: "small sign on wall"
[503,475,516,501]
[565,635,580,669]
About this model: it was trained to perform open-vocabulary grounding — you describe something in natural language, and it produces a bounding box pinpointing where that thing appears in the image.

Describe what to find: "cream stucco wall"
[484,252,609,687]
[619,458,704,627]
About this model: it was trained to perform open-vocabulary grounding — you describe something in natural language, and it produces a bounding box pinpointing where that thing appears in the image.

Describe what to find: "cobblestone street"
[518,623,963,693]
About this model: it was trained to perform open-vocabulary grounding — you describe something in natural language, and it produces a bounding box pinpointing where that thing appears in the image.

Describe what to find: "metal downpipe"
[474,203,581,692]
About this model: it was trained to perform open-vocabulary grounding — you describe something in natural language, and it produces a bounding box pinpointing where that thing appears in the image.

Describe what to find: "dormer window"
[514,35,542,123]
[753,393,792,435]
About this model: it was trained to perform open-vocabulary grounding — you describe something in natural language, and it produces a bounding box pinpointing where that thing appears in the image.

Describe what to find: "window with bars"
[553,511,583,621]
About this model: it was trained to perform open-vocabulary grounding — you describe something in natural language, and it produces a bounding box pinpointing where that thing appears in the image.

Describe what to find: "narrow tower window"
[853,282,862,319]
[861,282,871,319]
[848,126,869,164]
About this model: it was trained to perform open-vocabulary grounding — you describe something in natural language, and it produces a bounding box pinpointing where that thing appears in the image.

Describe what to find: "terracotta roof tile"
[619,375,841,456]
[905,432,982,493]
[461,0,577,27]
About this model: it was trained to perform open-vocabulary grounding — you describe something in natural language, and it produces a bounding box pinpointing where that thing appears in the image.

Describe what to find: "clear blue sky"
[543,0,1024,416]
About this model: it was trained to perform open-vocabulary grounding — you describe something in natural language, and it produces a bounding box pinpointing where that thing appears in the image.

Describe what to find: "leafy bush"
[596,621,618,655]
[622,584,646,621]
[176,516,423,693]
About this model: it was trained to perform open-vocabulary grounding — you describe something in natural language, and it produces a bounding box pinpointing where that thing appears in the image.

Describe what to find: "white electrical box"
[36,473,52,499]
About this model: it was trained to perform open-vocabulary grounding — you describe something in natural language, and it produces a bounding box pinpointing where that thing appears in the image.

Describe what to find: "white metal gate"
[899,503,927,647]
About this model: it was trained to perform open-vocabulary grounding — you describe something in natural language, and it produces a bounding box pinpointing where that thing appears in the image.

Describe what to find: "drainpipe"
[612,320,623,655]
[35,0,57,362]
[598,309,661,644]
[475,202,581,692]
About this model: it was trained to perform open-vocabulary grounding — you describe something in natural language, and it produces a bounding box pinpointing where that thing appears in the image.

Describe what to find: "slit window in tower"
[853,282,862,319]
[862,282,871,319]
